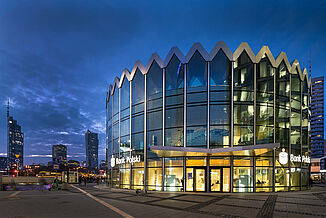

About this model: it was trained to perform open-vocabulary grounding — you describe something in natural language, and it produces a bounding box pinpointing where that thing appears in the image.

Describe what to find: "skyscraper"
[0,157,7,171]
[311,76,324,158]
[52,144,67,167]
[85,130,98,169]
[7,100,24,170]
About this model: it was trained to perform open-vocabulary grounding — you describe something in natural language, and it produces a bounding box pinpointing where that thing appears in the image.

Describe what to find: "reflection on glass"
[223,168,230,192]
[195,169,205,191]
[186,168,194,191]
[132,168,144,190]
[234,125,253,146]
[275,167,290,187]
[164,167,183,191]
[120,168,130,189]
[186,126,207,147]
[132,69,144,105]
[210,169,221,192]
[210,50,231,90]
[256,167,273,187]
[233,167,253,192]
[147,168,162,191]
[165,127,183,147]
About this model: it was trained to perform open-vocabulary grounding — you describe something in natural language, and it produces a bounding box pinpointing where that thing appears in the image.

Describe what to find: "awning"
[149,143,280,157]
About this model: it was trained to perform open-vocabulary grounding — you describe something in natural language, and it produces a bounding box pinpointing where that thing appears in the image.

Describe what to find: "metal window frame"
[144,74,147,191]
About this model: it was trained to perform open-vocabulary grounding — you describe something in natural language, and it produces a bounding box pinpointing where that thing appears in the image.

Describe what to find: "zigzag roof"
[108,41,311,97]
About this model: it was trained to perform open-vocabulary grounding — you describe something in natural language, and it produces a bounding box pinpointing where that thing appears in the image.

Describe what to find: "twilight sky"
[0,0,325,165]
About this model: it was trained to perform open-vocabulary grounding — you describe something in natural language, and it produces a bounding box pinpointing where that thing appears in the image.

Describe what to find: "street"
[1,184,326,217]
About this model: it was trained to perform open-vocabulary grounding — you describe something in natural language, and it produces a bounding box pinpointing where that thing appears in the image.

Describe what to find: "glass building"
[106,42,311,192]
[311,76,324,158]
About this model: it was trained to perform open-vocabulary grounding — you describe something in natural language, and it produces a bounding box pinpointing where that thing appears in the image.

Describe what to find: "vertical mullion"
[289,72,292,191]
[253,62,256,192]
[129,81,132,190]
[273,67,276,192]
[300,80,303,190]
[207,62,210,149]
[231,61,234,147]
[119,87,121,189]
[144,74,147,191]
[184,64,187,148]
[163,68,165,147]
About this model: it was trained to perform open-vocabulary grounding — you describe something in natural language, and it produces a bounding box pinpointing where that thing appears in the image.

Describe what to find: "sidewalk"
[88,184,326,217]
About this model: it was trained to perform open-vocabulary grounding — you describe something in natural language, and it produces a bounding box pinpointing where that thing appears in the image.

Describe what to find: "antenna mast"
[7,98,9,118]
[309,50,311,78]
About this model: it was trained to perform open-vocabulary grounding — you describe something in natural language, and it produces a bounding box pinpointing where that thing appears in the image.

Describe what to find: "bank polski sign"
[111,155,141,168]
[278,148,310,165]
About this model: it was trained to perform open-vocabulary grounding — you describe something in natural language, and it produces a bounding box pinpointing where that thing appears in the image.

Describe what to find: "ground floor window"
[108,154,310,192]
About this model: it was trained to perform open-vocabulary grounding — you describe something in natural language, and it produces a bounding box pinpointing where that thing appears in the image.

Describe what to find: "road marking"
[71,185,134,218]
[7,191,21,198]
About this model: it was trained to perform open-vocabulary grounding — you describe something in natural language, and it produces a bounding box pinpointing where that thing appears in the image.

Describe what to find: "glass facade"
[106,42,311,192]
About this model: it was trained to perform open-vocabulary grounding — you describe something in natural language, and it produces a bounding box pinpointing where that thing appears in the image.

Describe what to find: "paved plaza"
[1,184,326,218]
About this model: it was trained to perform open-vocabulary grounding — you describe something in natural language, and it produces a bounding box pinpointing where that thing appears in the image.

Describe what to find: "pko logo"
[279,148,288,165]
[110,155,116,168]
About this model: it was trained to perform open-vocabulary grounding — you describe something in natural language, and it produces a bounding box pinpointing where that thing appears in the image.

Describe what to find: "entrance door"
[186,168,206,191]
[210,168,230,192]
[210,168,221,191]
[195,168,206,191]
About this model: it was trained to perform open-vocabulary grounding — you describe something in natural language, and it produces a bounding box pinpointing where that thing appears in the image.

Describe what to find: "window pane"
[165,55,184,91]
[165,127,183,147]
[131,114,144,134]
[275,167,290,187]
[234,125,254,146]
[187,51,207,90]
[131,132,144,151]
[147,110,162,131]
[147,61,163,100]
[165,157,183,166]
[120,135,130,153]
[147,168,162,191]
[132,168,144,189]
[234,52,254,91]
[234,104,254,125]
[165,107,183,128]
[210,125,230,147]
[210,50,231,90]
[256,167,273,187]
[186,157,207,166]
[132,69,144,105]
[210,104,229,125]
[147,129,162,147]
[186,126,207,147]
[233,167,253,192]
[164,167,183,191]
[121,79,130,110]
[187,105,207,126]
[210,157,230,166]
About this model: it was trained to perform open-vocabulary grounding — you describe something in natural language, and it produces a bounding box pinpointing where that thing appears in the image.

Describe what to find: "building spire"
[7,98,9,118]
[309,50,311,78]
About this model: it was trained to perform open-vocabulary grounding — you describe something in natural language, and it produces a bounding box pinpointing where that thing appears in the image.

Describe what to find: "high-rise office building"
[52,144,67,167]
[0,157,7,171]
[311,76,324,158]
[85,130,98,169]
[7,100,24,170]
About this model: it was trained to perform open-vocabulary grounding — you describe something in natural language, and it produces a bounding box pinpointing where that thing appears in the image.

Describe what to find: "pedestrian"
[78,176,82,186]
[84,177,87,187]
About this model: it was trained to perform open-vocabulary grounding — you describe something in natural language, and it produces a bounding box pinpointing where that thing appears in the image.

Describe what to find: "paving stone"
[200,204,259,217]
[217,197,265,208]
[173,194,215,202]
[150,199,198,209]
[120,195,159,203]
